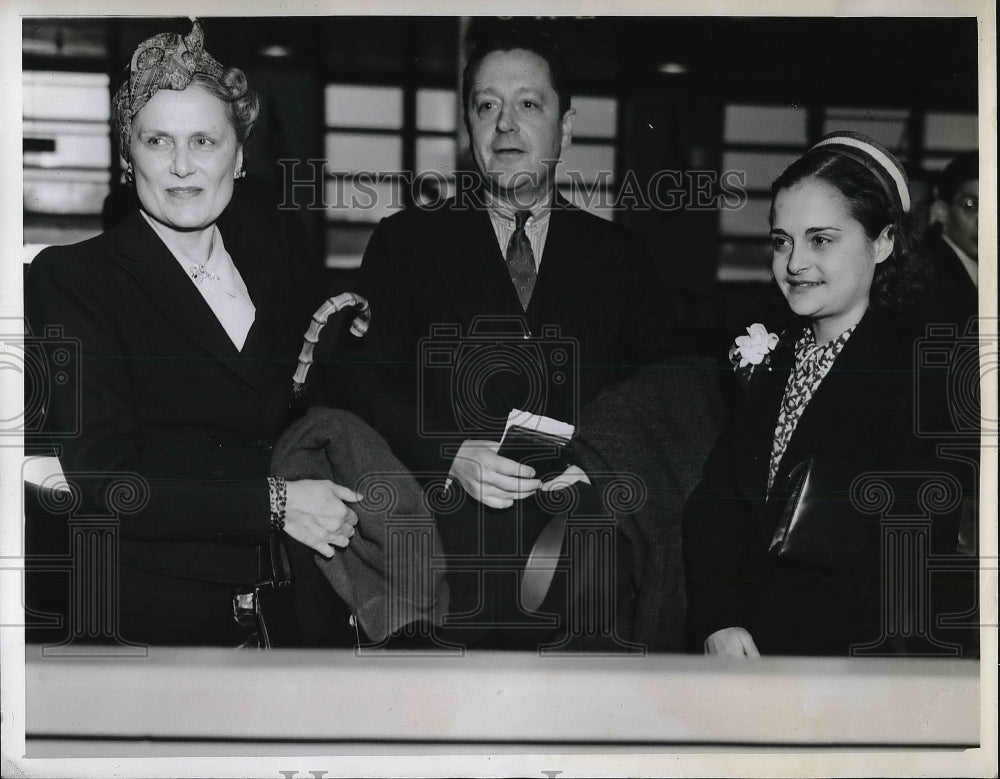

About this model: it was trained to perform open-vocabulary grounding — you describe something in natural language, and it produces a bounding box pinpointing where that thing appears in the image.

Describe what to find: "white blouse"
[142,212,256,350]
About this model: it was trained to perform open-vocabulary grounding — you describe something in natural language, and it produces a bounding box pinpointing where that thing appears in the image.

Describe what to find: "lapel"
[430,196,528,328]
[429,191,591,328]
[216,203,281,362]
[426,196,546,416]
[730,331,796,513]
[769,310,893,488]
[107,207,275,393]
[937,235,978,304]
[524,195,575,322]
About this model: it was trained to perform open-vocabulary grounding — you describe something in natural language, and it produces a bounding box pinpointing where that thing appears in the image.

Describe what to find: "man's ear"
[929,198,949,227]
[560,107,575,151]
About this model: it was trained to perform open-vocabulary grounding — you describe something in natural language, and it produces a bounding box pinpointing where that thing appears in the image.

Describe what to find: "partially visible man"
[332,24,682,649]
[918,152,980,571]
[923,152,978,327]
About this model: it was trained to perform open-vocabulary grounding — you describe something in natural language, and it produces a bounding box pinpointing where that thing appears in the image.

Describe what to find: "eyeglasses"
[952,196,978,215]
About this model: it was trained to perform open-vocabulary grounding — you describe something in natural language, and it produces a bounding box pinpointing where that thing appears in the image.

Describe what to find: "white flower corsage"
[729,323,779,388]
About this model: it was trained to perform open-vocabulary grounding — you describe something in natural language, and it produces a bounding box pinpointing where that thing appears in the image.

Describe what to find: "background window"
[324,85,403,129]
[415,88,458,205]
[416,88,457,133]
[718,103,810,282]
[923,112,978,170]
[723,104,807,146]
[558,95,617,222]
[22,71,111,262]
[822,107,910,150]
[323,84,407,268]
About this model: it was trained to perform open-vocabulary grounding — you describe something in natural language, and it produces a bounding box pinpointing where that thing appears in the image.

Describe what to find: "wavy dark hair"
[190,68,259,146]
[770,150,927,310]
[461,24,572,125]
[936,151,978,202]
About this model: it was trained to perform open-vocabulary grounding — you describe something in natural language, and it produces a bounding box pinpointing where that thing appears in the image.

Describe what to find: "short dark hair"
[936,151,978,203]
[461,24,572,122]
[770,150,926,310]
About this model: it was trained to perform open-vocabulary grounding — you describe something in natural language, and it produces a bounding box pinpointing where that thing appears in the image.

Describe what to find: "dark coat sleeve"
[571,358,727,650]
[681,417,766,648]
[326,213,459,477]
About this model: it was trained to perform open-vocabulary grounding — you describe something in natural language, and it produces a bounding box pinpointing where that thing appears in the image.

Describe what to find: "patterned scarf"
[768,324,858,491]
[112,19,224,158]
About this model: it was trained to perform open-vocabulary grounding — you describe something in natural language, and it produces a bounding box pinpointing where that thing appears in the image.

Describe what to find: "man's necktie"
[506,210,537,310]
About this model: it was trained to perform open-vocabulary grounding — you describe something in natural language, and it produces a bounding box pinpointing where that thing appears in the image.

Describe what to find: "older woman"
[683,132,975,657]
[25,20,359,646]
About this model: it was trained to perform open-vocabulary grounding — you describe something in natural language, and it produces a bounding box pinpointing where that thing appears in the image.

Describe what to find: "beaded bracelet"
[266,476,287,533]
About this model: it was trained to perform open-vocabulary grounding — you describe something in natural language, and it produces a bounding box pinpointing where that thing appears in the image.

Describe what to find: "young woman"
[683,132,974,657]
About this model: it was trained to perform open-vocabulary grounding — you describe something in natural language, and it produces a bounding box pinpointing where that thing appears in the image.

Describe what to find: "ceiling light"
[260,44,293,58]
[657,62,689,75]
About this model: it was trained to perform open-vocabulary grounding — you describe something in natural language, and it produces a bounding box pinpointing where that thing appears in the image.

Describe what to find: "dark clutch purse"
[232,535,294,649]
[767,457,874,570]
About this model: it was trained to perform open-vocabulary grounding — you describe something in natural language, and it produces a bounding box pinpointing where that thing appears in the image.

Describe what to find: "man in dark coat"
[922,152,978,329]
[917,153,980,561]
[331,24,683,650]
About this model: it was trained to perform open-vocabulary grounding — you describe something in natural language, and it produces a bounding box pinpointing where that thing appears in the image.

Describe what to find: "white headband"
[811,134,911,213]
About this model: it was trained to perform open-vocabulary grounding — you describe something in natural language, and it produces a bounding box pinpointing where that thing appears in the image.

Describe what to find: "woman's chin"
[145,209,221,233]
[782,296,816,319]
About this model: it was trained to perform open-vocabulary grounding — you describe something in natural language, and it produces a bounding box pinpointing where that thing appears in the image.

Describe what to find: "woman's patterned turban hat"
[112,18,224,159]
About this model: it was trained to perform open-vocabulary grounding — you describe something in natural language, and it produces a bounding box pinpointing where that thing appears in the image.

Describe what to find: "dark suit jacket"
[915,227,980,498]
[330,193,679,646]
[333,194,677,474]
[921,227,978,330]
[683,308,974,656]
[24,200,323,644]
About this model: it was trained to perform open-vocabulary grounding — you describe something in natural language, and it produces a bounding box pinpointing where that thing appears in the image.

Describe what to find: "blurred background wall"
[21,15,978,354]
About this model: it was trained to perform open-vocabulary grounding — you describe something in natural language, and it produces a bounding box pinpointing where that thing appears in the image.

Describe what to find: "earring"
[234,166,246,180]
[124,163,134,185]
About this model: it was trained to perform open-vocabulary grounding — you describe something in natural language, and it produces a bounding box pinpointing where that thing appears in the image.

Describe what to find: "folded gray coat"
[571,358,725,651]
[271,407,449,643]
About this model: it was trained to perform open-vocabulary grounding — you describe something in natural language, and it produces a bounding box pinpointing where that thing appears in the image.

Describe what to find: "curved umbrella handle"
[291,292,371,400]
